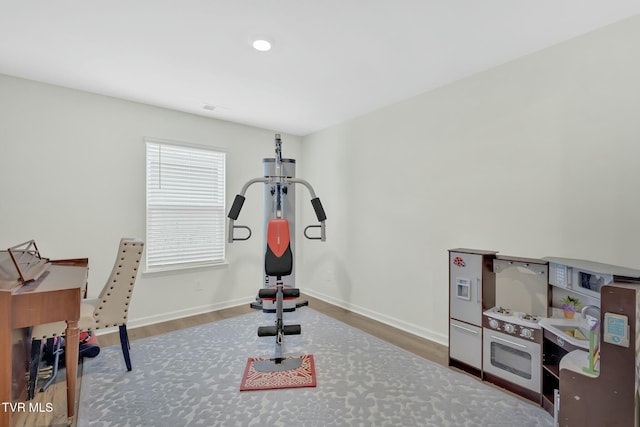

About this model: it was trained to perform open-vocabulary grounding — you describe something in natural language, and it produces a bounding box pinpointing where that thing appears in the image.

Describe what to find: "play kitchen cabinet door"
[449,319,482,369]
[449,249,496,325]
[448,249,497,375]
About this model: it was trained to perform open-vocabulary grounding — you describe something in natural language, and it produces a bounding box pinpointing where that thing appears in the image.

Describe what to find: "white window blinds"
[145,138,226,271]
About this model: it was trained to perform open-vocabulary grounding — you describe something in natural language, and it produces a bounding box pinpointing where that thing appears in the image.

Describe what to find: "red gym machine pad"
[266,219,290,257]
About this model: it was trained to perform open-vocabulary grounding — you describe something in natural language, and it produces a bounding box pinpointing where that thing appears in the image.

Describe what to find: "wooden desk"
[0,262,87,427]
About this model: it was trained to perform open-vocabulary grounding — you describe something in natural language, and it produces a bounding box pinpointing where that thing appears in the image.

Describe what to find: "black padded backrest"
[265,219,293,277]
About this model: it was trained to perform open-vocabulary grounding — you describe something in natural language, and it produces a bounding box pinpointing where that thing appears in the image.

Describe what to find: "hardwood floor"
[16,294,447,427]
[302,295,448,364]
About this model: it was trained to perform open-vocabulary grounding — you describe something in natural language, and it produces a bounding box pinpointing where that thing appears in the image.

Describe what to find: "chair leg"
[28,339,43,400]
[119,324,132,371]
[40,337,62,392]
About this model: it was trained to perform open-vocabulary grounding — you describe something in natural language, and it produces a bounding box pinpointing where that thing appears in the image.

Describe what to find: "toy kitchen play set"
[448,248,640,427]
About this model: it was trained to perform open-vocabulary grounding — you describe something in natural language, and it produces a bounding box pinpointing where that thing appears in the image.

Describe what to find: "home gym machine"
[227,134,326,371]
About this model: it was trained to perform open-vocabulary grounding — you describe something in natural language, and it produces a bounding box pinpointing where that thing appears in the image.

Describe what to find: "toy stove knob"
[521,328,533,339]
[489,318,499,329]
[504,323,515,334]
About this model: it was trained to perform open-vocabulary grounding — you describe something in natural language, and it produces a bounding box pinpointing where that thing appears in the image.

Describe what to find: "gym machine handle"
[227,178,270,243]
[285,178,327,242]
[228,195,245,220]
[232,225,252,241]
[302,197,326,240]
[227,194,252,242]
[227,176,327,243]
[304,225,322,240]
[311,197,326,222]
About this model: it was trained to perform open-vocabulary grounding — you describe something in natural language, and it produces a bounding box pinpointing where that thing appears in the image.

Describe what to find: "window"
[145,138,226,272]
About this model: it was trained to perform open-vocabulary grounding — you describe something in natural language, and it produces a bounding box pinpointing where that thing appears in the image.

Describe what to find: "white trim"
[143,136,227,154]
[96,290,448,348]
[93,296,255,336]
[141,260,229,276]
[303,288,448,346]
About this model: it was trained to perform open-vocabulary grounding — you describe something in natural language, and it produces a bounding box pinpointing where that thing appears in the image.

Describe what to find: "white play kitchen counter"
[539,316,590,351]
[559,351,598,379]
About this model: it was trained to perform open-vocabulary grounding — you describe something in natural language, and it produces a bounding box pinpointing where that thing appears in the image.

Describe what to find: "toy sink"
[539,318,591,350]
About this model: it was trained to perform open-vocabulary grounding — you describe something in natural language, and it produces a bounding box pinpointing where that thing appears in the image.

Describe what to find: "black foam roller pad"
[282,288,300,298]
[258,288,278,299]
[257,326,277,337]
[228,195,245,219]
[283,324,301,335]
[311,197,327,221]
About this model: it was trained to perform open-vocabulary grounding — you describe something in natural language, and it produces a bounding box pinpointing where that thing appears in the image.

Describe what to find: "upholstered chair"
[28,237,144,397]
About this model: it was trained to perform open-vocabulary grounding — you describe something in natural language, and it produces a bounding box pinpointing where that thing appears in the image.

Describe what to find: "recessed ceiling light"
[252,38,272,52]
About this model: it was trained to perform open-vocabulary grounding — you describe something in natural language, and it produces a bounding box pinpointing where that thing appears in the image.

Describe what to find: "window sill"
[142,260,229,277]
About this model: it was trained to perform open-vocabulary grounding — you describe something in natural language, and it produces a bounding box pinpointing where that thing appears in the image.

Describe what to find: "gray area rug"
[78,308,553,427]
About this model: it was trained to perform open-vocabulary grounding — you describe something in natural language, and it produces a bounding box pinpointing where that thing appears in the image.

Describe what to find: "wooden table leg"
[64,320,79,423]
[1,292,12,427]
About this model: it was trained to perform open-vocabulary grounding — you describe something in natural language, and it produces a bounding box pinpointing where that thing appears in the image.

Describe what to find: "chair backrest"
[93,238,144,328]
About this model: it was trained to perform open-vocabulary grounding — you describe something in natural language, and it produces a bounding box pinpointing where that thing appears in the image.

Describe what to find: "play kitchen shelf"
[539,318,588,418]
[544,256,640,301]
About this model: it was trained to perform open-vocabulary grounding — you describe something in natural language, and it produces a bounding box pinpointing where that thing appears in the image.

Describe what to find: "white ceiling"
[1,2,639,136]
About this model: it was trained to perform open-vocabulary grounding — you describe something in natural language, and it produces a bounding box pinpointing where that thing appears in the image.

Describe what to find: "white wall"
[0,74,302,328]
[299,15,640,345]
[2,15,639,346]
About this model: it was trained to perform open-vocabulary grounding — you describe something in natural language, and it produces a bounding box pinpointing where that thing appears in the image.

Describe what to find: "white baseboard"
[93,296,255,336]
[94,292,448,348]
[304,288,448,346]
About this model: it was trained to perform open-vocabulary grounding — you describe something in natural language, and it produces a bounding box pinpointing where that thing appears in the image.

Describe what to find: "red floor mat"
[240,354,316,391]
